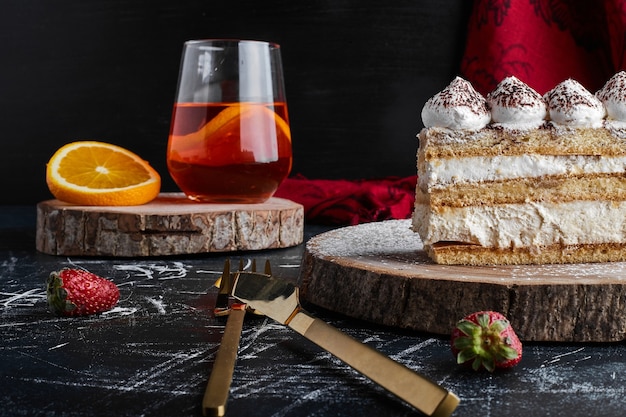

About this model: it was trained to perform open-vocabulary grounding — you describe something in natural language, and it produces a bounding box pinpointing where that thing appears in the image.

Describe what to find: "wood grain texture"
[300,220,626,342]
[36,193,303,256]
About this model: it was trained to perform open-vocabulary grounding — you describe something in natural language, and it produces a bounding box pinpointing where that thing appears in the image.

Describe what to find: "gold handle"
[202,306,246,417]
[289,312,459,417]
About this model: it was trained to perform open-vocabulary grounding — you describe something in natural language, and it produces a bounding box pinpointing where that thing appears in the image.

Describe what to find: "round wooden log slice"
[300,219,626,342]
[36,193,304,257]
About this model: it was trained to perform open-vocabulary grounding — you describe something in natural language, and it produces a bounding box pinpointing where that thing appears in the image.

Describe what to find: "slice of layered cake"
[412,73,626,265]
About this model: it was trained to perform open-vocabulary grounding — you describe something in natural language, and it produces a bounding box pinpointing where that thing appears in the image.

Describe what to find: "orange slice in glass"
[46,141,161,206]
[169,103,291,162]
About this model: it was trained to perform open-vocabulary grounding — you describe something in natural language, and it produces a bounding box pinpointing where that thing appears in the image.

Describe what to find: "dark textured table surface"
[1,206,625,417]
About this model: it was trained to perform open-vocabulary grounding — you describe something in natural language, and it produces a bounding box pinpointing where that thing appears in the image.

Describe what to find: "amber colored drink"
[167,102,292,203]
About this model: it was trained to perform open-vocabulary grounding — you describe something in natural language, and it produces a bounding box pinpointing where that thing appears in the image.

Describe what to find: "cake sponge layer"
[427,241,626,266]
[419,125,626,159]
[418,174,626,207]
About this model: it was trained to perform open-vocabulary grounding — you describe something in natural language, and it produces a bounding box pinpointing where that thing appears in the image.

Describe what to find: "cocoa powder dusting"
[431,77,489,116]
[597,71,626,102]
[544,79,603,112]
[487,76,543,108]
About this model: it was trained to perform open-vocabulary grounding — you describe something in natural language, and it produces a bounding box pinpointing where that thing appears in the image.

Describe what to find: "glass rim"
[183,39,281,49]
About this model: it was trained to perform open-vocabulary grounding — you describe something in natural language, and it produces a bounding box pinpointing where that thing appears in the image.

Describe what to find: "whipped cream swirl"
[421,77,490,130]
[543,79,606,127]
[596,71,626,124]
[486,76,547,129]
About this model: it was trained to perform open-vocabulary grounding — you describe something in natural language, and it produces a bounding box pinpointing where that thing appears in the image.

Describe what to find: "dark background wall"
[0,0,471,205]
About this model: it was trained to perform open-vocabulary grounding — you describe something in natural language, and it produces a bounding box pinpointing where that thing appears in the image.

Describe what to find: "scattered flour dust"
[1,288,46,308]
[113,261,190,280]
[144,296,167,314]
[308,219,422,257]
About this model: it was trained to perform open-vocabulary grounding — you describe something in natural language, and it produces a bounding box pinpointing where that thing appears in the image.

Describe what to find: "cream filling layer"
[412,200,626,248]
[420,154,626,191]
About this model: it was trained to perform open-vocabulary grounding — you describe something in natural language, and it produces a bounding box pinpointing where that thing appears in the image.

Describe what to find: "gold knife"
[203,303,246,417]
[203,260,272,417]
[203,259,242,417]
[231,271,460,417]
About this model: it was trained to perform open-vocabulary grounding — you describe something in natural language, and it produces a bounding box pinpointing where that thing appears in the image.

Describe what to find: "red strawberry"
[451,311,522,372]
[46,268,120,316]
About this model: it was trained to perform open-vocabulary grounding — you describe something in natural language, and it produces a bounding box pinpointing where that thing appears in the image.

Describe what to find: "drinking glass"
[167,39,292,203]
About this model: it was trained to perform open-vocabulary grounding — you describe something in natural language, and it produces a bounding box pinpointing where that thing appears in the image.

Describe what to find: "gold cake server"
[231,271,460,417]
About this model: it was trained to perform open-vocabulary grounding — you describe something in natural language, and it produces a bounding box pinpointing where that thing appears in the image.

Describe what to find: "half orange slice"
[46,141,161,206]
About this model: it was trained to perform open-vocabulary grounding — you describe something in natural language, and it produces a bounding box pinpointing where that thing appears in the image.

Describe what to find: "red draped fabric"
[274,175,417,225]
[461,0,626,95]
